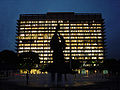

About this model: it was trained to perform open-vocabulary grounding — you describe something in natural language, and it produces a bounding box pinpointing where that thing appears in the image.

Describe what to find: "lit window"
[98,57,104,59]
[92,57,97,59]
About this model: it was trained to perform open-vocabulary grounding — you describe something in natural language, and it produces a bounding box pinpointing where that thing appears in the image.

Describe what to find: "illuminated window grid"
[59,24,104,63]
[17,21,105,65]
[16,13,105,66]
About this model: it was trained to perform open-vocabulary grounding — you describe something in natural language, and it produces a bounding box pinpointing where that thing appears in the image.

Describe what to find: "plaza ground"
[0,72,120,90]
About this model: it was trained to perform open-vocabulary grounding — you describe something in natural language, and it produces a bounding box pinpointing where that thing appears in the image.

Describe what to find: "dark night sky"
[0,0,120,59]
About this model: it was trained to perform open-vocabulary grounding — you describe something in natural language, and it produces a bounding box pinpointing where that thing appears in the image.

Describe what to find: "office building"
[16,12,105,66]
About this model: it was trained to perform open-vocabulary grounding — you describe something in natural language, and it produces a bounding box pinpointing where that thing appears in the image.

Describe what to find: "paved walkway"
[1,78,120,90]
[0,73,112,90]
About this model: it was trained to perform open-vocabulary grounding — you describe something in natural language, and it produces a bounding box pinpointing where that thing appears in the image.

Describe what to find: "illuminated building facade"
[16,12,105,67]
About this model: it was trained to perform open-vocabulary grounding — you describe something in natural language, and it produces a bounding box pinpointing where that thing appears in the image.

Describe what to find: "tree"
[18,52,40,70]
[0,50,18,70]
[71,60,82,70]
[103,59,120,73]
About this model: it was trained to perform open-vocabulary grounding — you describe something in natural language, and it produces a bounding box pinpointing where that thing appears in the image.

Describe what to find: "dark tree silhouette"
[18,52,40,70]
[103,59,120,74]
[0,50,18,70]
[71,60,82,70]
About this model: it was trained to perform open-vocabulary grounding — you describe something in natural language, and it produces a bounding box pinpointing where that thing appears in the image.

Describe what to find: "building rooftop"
[19,12,102,20]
